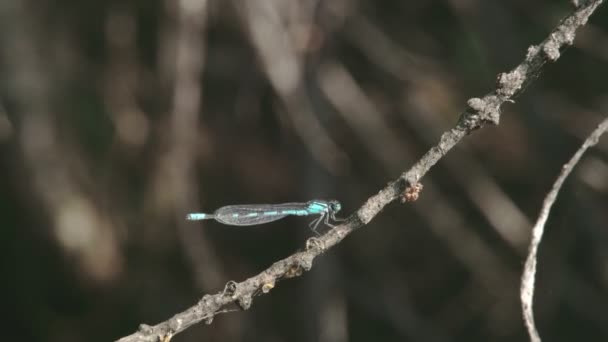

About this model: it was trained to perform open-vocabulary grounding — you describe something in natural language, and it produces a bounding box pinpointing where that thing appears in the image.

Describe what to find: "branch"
[521,116,608,342]
[116,1,605,341]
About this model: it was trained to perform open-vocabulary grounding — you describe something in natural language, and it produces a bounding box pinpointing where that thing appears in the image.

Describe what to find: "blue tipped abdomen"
[186,213,211,220]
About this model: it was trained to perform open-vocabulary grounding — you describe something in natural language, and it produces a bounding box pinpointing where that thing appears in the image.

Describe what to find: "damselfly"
[186,200,343,233]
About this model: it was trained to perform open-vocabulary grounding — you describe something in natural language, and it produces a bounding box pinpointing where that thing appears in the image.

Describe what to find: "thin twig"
[521,116,608,342]
[116,1,604,341]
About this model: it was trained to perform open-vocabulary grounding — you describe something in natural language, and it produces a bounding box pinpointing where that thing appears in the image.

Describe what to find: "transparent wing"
[213,203,306,226]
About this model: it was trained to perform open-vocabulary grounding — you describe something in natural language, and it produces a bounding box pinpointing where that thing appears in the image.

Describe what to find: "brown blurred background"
[1,1,607,341]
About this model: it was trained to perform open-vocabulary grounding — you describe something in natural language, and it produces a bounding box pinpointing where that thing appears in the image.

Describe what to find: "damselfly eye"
[330,201,341,213]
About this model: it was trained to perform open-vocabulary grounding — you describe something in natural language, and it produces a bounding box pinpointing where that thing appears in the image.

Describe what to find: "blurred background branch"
[0,0,607,341]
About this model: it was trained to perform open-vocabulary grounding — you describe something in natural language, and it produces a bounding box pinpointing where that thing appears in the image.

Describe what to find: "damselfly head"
[329,200,341,213]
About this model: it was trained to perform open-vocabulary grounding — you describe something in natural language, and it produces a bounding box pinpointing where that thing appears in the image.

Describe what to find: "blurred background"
[1,0,607,341]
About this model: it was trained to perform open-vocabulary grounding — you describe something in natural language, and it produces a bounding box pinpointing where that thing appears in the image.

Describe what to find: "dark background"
[1,1,607,341]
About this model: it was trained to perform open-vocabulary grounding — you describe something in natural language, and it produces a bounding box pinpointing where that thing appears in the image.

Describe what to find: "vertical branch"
[521,117,608,342]
[156,0,224,289]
